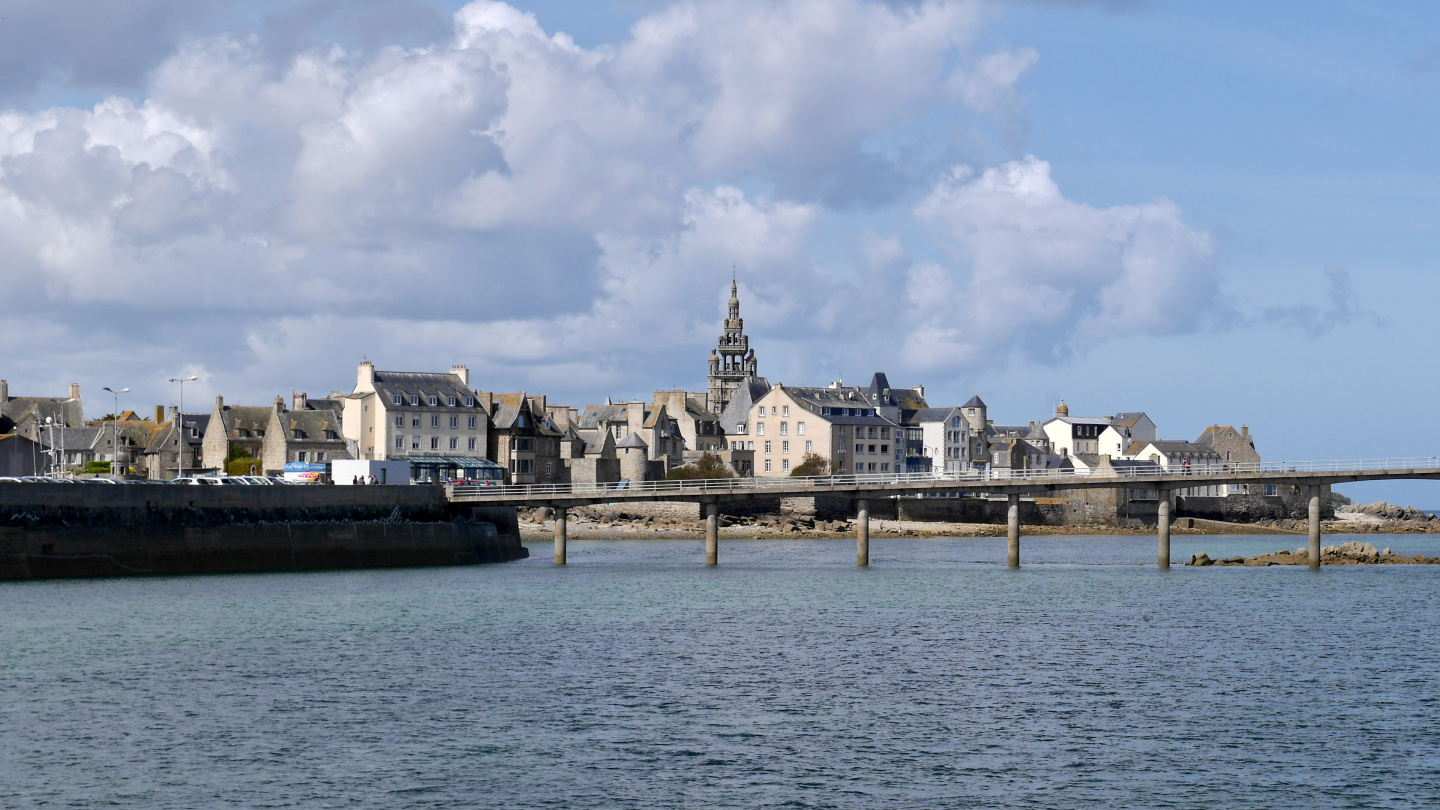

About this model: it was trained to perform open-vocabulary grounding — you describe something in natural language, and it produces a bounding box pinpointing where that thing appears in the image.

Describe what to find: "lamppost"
[103,386,130,477]
[43,416,55,476]
[168,376,198,480]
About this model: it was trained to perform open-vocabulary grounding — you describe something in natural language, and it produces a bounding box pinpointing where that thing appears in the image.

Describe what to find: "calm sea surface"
[4,533,1440,808]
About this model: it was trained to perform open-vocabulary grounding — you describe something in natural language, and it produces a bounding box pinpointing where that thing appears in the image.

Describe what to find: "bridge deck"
[447,458,1440,507]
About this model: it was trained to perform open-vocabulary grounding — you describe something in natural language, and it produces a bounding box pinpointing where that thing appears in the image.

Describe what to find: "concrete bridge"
[447,458,1440,570]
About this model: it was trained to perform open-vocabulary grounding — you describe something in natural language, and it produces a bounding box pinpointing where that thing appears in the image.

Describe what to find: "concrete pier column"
[553,506,567,566]
[705,502,719,566]
[1007,493,1020,569]
[1308,486,1322,571]
[1157,489,1172,570]
[856,499,870,567]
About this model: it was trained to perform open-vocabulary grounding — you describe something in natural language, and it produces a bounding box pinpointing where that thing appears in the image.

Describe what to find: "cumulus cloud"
[1261,266,1379,337]
[905,156,1218,368]
[0,0,1220,409]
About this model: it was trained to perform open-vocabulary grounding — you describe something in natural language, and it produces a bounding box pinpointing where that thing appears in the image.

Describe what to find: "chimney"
[0,379,7,402]
[69,382,80,401]
[916,384,925,399]
[273,395,286,413]
[293,391,309,410]
[357,361,376,391]
[450,364,469,386]
[1241,425,1249,437]
[155,405,164,423]
[168,405,179,422]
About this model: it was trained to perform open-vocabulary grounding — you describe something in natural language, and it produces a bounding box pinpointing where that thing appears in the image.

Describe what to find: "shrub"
[226,443,254,463]
[790,453,830,477]
[666,452,737,480]
[227,458,263,476]
[83,460,114,474]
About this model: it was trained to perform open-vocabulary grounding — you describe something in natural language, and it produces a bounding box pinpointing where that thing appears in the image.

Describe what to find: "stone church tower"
[707,278,758,414]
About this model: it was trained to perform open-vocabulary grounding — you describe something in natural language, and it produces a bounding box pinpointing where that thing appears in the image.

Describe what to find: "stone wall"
[1176,484,1332,523]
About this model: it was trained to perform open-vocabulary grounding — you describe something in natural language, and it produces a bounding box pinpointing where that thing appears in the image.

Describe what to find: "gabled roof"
[301,398,344,414]
[143,414,209,453]
[912,406,962,423]
[579,404,629,429]
[962,395,986,409]
[718,376,772,434]
[776,386,897,426]
[1111,412,1150,428]
[279,410,346,442]
[218,405,272,438]
[40,427,103,450]
[369,370,475,406]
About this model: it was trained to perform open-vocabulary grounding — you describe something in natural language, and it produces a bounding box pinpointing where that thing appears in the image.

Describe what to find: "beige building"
[741,383,899,477]
[202,396,272,471]
[342,361,495,482]
[261,396,352,473]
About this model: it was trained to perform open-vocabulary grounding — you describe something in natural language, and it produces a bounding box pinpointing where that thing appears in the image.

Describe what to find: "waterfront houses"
[343,362,499,483]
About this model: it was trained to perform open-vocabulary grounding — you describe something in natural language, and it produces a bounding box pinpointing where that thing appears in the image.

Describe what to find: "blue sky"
[0,0,1435,502]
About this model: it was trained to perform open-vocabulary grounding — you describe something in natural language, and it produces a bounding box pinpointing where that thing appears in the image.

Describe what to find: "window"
[747,441,754,450]
[431,415,439,428]
[316,452,326,462]
[782,441,790,454]
[952,416,961,428]
[782,459,790,472]
[780,422,788,435]
[757,422,765,436]
[517,437,534,452]
[428,395,438,406]
[881,463,889,472]
[856,444,864,454]
[394,415,403,428]
[468,416,477,429]
[296,451,307,462]
[1225,451,1232,462]
[450,437,458,449]
[447,395,457,407]
[764,459,772,472]
[737,423,747,433]
[880,427,889,439]
[468,437,476,450]
[393,394,402,406]
[466,396,475,407]
[797,422,805,435]
[782,405,789,417]
[869,463,877,472]
[412,436,421,449]
[410,395,419,406]
[395,436,403,449]
[427,437,437,449]
[325,431,338,440]
[764,441,772,453]
[881,444,889,454]
[805,440,813,453]
[412,416,420,427]
[449,416,458,428]
[868,444,876,453]
[757,407,764,418]
[518,459,534,474]
[546,461,554,477]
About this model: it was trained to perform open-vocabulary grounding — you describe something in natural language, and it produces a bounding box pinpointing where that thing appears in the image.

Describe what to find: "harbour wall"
[0,483,526,580]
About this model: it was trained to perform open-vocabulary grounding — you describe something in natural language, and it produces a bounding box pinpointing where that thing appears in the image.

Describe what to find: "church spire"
[708,273,757,414]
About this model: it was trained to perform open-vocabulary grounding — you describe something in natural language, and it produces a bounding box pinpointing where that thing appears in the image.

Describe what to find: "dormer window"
[429,395,438,406]
[465,396,475,407]
[325,430,338,440]
[392,394,402,406]
[447,395,457,407]
[410,395,419,406]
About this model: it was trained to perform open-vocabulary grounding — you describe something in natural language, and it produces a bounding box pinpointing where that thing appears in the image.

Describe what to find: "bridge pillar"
[856,499,869,566]
[1007,493,1020,569]
[705,502,719,566]
[1308,486,1322,571]
[1157,489,1171,570]
[553,506,567,565]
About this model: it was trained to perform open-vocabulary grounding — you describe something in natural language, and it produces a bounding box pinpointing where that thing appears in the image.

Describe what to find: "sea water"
[3,533,1439,808]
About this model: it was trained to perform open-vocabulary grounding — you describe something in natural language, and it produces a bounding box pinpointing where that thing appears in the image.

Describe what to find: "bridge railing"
[446,456,1440,500]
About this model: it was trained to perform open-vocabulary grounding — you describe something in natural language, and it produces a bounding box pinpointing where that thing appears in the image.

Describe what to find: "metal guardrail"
[446,457,1440,501]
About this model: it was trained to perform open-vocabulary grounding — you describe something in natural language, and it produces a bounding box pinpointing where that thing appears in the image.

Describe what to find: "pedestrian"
[368,474,378,485]
[352,475,360,485]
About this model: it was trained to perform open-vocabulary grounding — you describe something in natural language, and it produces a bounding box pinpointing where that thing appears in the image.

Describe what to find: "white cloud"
[907,155,1219,368]
[0,0,1219,410]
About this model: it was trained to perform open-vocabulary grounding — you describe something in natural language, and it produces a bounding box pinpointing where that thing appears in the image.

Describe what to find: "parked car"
[0,477,21,483]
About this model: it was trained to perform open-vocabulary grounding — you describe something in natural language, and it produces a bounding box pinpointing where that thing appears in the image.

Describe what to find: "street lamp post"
[167,376,199,481]
[103,386,130,477]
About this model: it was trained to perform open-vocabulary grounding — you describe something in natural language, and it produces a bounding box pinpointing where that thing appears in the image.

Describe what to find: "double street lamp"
[102,386,130,477]
[167,376,199,480]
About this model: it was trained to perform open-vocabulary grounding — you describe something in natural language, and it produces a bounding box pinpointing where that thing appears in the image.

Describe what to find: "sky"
[1,0,1437,502]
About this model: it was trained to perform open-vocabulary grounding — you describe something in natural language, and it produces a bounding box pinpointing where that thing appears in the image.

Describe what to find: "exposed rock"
[1189,540,1440,566]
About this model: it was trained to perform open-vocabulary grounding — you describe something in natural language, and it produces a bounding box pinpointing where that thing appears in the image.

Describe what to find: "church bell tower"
[707,277,758,414]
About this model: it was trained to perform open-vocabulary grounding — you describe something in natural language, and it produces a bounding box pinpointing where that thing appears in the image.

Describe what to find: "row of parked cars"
[0,476,293,485]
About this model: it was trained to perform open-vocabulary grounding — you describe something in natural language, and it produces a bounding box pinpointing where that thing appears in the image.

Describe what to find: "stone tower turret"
[707,275,758,414]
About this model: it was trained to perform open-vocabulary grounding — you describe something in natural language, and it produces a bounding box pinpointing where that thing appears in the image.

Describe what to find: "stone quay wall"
[0,483,525,580]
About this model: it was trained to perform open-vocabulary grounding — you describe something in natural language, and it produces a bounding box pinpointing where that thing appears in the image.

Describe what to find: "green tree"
[226,443,254,463]
[790,453,830,477]
[227,458,263,476]
[666,452,737,480]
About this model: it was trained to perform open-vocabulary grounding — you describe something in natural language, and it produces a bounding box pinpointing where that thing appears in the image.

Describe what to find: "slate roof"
[579,404,629,429]
[41,427,103,450]
[912,407,961,423]
[1048,416,1113,426]
[370,370,475,406]
[863,372,928,410]
[218,405,273,439]
[617,432,649,449]
[989,424,1031,438]
[1111,412,1150,429]
[301,398,344,414]
[279,410,345,442]
[962,395,986,409]
[143,414,209,454]
[780,386,898,427]
[718,376,772,435]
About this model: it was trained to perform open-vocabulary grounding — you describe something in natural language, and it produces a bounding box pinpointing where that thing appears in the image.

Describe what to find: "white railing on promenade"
[446,457,1440,501]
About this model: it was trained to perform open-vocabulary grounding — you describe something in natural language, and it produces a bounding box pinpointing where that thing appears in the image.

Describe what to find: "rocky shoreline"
[1188,540,1440,567]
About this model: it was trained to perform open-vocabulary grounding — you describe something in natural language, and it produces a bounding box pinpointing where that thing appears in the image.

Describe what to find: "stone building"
[261,396,353,473]
[202,396,273,472]
[707,278,759,415]
[578,399,686,469]
[0,380,84,439]
[1195,424,1260,466]
[740,382,899,476]
[477,392,564,485]
[142,408,208,479]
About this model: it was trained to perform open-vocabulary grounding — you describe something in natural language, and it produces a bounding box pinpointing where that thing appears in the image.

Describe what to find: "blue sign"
[283,462,326,473]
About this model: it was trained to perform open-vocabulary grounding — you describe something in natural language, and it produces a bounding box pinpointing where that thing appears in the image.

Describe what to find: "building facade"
[342,362,494,482]
[707,279,759,415]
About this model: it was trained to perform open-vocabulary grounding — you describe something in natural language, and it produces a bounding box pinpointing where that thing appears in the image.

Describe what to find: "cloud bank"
[0,0,1221,406]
